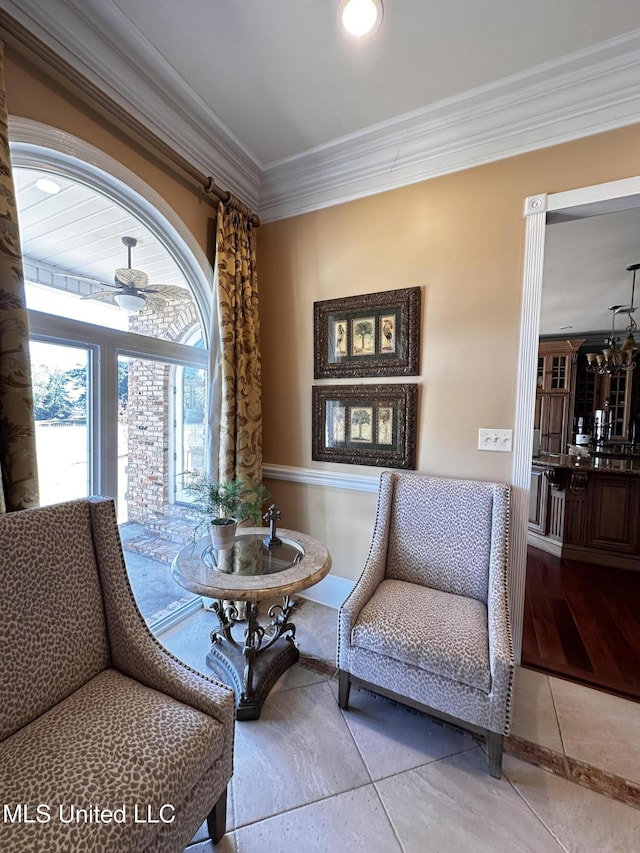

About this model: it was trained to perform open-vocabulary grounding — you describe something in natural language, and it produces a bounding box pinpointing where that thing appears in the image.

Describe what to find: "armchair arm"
[486,484,515,732]
[337,472,394,668]
[88,499,235,752]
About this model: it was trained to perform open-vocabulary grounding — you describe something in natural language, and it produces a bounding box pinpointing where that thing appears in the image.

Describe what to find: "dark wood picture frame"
[314,286,421,378]
[312,384,418,468]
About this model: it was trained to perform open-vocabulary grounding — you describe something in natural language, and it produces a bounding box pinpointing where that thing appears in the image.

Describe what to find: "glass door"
[173,364,207,503]
[117,354,201,623]
[30,340,91,506]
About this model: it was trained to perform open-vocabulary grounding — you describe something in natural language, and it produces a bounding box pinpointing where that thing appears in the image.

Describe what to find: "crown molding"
[259,29,640,221]
[3,1,640,223]
[0,0,262,211]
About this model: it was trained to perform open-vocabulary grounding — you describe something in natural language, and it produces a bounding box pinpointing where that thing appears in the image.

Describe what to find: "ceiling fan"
[82,236,189,312]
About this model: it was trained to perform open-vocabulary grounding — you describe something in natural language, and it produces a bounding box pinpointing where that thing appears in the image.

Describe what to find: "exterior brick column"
[125,300,201,522]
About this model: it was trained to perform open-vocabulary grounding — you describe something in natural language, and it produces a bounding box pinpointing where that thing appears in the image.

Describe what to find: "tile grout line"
[229,679,373,835]
[370,780,406,853]
[230,779,377,836]
[546,674,570,768]
[502,771,570,852]
[334,686,377,788]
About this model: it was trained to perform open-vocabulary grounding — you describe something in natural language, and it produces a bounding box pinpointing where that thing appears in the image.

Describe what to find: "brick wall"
[125,299,202,522]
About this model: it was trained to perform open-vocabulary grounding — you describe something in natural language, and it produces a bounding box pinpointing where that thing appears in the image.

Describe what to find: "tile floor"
[157,599,640,852]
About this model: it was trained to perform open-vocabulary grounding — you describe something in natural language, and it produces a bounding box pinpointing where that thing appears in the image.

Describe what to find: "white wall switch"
[478,428,513,452]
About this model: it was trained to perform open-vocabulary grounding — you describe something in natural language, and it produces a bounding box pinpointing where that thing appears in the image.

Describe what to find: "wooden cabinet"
[529,461,640,571]
[528,467,548,533]
[530,465,565,541]
[585,475,639,554]
[573,349,640,442]
[598,372,631,441]
[535,339,584,453]
[537,394,570,454]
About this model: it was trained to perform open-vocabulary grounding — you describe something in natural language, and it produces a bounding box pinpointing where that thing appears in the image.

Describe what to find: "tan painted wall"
[258,127,640,580]
[6,44,640,585]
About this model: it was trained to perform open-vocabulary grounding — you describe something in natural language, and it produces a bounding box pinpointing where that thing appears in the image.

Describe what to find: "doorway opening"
[514,180,640,702]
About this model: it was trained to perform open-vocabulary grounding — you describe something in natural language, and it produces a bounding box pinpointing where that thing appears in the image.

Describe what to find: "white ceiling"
[14,167,188,293]
[99,0,640,166]
[542,205,640,336]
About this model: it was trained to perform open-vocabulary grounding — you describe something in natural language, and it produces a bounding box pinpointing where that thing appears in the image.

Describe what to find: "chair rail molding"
[262,463,379,493]
[511,175,640,662]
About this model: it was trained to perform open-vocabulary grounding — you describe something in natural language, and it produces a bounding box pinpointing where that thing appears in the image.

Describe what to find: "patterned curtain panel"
[214,197,262,485]
[0,44,39,513]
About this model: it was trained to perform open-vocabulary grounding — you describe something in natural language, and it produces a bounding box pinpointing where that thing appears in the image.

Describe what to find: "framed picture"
[314,286,421,378]
[312,384,418,468]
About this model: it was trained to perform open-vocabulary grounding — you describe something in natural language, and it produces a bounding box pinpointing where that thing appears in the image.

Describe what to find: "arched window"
[10,120,214,628]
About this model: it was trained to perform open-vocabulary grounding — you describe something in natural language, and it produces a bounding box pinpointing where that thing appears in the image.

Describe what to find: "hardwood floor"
[522,546,640,702]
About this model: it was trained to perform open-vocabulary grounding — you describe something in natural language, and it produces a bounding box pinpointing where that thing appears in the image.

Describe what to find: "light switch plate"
[478,428,513,452]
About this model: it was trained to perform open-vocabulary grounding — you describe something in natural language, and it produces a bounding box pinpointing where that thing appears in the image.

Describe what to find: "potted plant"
[184,473,270,550]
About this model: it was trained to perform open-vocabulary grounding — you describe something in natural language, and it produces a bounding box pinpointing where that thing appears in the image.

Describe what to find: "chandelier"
[585,262,639,376]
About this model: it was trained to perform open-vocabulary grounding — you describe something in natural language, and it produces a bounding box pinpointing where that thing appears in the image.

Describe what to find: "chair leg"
[338,669,351,710]
[207,786,227,844]
[486,731,504,779]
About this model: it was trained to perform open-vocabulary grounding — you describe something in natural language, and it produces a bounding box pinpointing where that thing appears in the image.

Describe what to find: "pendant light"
[586,263,639,376]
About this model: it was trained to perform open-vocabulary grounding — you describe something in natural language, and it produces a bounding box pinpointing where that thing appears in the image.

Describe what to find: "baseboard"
[527,531,562,557]
[561,544,640,573]
[298,573,355,609]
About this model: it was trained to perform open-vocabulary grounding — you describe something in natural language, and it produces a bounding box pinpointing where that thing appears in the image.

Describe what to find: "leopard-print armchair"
[337,471,514,777]
[0,497,235,852]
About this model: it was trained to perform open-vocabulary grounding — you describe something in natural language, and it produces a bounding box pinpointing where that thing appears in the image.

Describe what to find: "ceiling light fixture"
[586,262,639,376]
[35,177,61,194]
[113,291,147,312]
[339,0,383,38]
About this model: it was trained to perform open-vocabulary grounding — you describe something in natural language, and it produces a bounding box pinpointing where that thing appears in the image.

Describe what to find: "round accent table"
[171,527,331,719]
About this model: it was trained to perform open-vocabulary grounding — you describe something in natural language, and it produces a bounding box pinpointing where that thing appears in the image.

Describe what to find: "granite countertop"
[533,453,640,475]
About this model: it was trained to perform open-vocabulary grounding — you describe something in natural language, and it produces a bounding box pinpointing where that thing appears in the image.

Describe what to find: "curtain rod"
[0,10,260,227]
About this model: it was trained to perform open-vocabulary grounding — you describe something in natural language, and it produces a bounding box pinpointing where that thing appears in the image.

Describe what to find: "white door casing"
[511,176,640,660]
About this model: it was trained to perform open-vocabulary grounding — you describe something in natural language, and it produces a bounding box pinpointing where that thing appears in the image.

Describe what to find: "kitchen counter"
[533,453,640,476]
[529,455,640,571]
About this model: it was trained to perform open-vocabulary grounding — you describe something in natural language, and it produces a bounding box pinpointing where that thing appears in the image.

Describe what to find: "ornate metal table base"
[172,526,331,719]
[206,595,298,720]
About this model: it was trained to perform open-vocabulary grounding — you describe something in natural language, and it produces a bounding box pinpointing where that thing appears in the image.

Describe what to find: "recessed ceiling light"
[35,177,61,194]
[339,0,383,39]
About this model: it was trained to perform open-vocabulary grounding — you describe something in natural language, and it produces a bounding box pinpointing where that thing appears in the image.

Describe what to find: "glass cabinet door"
[550,355,568,390]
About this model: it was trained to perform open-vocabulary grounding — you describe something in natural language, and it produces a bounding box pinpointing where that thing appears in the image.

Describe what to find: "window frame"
[28,312,208,502]
[10,119,215,503]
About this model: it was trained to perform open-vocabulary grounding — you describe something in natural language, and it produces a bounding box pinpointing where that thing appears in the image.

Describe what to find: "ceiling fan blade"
[114,267,149,289]
[140,293,167,308]
[140,284,192,301]
[81,290,119,305]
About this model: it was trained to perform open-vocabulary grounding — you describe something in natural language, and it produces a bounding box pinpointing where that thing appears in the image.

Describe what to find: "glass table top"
[203,532,304,576]
[171,527,331,601]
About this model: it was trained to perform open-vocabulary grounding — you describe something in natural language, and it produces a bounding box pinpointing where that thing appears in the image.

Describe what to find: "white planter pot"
[210,518,238,550]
